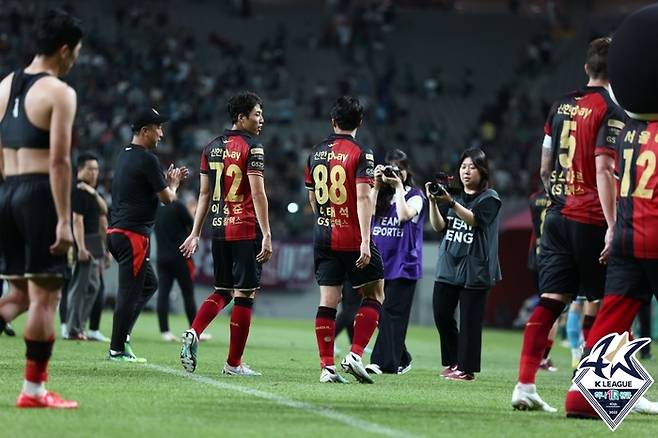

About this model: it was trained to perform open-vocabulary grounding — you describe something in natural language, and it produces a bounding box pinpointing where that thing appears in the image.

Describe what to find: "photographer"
[427,148,501,381]
[366,149,425,375]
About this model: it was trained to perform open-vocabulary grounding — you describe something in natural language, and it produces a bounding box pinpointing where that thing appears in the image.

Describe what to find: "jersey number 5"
[313,164,347,205]
[209,162,244,202]
[559,120,577,169]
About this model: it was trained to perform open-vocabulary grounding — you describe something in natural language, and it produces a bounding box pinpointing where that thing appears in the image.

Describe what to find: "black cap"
[131,108,169,131]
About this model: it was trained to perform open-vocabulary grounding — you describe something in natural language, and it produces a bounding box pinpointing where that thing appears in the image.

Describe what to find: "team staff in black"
[154,194,197,342]
[107,108,188,362]
[65,152,107,340]
[428,147,501,382]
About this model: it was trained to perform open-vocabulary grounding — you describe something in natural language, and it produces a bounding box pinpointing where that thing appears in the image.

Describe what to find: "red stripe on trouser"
[186,259,196,281]
[108,228,148,276]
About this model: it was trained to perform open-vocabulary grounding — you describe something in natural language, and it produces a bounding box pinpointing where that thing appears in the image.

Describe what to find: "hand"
[77,181,96,195]
[165,164,181,185]
[599,226,614,264]
[179,234,200,259]
[373,165,384,189]
[382,172,403,189]
[78,248,92,262]
[256,234,273,263]
[103,252,113,269]
[355,240,371,269]
[50,220,73,255]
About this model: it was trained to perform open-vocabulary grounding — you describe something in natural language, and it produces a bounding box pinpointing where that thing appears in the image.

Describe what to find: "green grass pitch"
[1,312,658,437]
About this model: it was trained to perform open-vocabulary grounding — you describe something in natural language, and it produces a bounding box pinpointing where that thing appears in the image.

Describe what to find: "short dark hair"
[585,37,611,80]
[330,96,364,131]
[77,152,98,169]
[458,147,490,191]
[34,9,83,56]
[227,92,263,123]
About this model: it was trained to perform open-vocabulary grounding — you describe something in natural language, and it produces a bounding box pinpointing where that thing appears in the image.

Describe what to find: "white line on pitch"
[146,364,421,438]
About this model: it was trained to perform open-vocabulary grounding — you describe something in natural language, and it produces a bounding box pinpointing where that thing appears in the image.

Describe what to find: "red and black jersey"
[304,133,375,251]
[613,119,658,259]
[200,129,265,241]
[527,189,549,270]
[544,86,625,226]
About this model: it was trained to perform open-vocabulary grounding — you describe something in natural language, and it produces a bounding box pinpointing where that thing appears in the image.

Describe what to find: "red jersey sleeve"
[543,102,558,136]
[594,106,626,159]
[199,149,209,175]
[355,147,375,186]
[304,154,313,189]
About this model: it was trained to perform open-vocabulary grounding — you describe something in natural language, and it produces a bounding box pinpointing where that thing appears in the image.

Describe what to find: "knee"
[362,281,385,304]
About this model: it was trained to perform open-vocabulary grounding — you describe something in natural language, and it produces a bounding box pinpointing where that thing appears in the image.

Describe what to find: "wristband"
[449,199,456,208]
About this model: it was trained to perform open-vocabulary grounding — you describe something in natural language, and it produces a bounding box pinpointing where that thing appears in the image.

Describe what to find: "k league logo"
[573,332,653,431]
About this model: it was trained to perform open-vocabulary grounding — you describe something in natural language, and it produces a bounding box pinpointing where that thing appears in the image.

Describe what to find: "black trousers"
[59,277,70,325]
[108,233,158,352]
[433,281,488,374]
[156,256,196,333]
[335,281,361,342]
[370,278,416,373]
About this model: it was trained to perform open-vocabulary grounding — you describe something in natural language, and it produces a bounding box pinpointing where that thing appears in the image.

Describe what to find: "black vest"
[435,189,502,289]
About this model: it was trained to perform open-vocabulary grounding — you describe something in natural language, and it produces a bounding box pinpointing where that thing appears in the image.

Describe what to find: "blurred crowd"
[0,0,568,238]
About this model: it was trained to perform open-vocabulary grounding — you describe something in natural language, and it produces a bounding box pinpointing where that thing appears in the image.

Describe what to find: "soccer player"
[305,96,385,384]
[512,37,625,412]
[565,5,658,417]
[179,92,272,376]
[107,108,188,362]
[0,9,81,408]
[527,188,558,373]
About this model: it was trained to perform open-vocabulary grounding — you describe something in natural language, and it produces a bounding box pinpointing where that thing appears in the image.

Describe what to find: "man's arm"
[157,164,187,204]
[540,145,553,195]
[72,212,90,262]
[179,174,211,258]
[49,84,77,254]
[355,182,373,268]
[249,173,272,263]
[308,190,317,214]
[76,182,108,215]
[596,154,616,263]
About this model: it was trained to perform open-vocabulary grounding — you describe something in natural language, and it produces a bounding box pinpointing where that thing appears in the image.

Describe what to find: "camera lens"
[428,182,441,196]
[383,166,394,177]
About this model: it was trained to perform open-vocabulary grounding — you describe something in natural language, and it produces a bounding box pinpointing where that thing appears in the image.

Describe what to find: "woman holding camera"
[366,149,425,375]
[427,147,501,381]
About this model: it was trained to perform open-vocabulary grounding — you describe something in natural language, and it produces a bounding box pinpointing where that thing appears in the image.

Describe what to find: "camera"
[428,172,454,196]
[382,165,401,178]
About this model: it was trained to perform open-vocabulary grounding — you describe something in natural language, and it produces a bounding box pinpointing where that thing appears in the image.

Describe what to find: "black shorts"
[605,253,658,302]
[314,243,384,288]
[537,211,605,300]
[212,239,262,291]
[0,174,69,280]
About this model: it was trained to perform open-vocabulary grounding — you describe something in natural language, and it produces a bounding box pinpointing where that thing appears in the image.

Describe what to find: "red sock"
[315,306,337,368]
[518,298,565,384]
[585,295,643,349]
[227,297,253,367]
[24,338,54,383]
[351,298,382,357]
[191,290,232,335]
[581,315,596,343]
[543,339,554,359]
